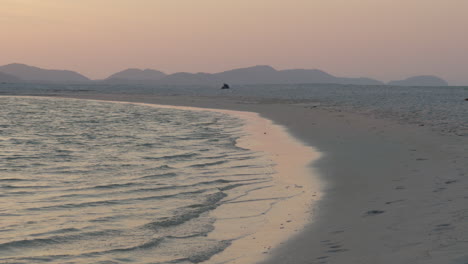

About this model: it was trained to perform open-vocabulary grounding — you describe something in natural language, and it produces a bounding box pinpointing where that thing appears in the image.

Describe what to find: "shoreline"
[93,99,324,264]
[18,93,468,263]
[14,96,323,264]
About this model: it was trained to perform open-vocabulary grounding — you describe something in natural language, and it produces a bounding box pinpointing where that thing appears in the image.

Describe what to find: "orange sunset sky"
[1,0,467,84]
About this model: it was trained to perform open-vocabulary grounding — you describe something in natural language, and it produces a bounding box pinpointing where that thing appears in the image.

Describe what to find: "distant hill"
[274,68,338,84]
[276,69,383,85]
[0,71,21,83]
[101,65,384,86]
[158,72,222,86]
[0,63,90,83]
[0,63,414,86]
[105,68,166,83]
[388,75,449,86]
[214,65,279,84]
[154,65,384,86]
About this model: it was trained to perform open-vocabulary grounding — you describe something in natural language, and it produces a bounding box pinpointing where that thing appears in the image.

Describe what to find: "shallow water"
[0,97,274,263]
[2,83,466,136]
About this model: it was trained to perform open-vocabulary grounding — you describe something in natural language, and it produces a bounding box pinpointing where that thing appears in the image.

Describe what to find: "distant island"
[0,63,89,83]
[106,68,166,83]
[388,75,449,87]
[102,65,385,86]
[0,63,450,86]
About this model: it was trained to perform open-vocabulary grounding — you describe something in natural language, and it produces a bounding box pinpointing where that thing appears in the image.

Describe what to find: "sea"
[3,82,466,136]
[0,96,274,264]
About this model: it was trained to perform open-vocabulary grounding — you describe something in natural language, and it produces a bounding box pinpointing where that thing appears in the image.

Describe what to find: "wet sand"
[53,93,468,264]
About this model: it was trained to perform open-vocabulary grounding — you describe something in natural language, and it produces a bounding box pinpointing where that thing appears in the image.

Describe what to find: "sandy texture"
[53,93,468,264]
[200,107,322,264]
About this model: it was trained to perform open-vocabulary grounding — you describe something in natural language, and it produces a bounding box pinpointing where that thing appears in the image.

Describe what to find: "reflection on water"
[0,97,274,264]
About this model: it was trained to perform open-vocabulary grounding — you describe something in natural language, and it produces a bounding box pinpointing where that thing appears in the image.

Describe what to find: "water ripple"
[0,96,274,264]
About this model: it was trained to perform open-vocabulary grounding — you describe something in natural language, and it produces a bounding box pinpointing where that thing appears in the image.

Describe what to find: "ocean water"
[2,83,466,136]
[0,97,274,264]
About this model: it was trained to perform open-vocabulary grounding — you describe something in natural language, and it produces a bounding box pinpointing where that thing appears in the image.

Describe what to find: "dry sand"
[53,93,468,264]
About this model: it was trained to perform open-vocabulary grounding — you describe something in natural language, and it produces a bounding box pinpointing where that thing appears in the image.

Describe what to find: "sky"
[1,0,467,85]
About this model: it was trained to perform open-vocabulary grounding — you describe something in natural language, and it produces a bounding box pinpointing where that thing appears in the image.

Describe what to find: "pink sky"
[1,0,467,84]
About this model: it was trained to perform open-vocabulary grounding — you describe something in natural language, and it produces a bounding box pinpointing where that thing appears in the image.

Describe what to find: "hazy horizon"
[2,0,468,85]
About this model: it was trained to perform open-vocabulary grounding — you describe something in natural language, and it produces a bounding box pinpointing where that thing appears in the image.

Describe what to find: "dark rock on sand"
[365,210,385,216]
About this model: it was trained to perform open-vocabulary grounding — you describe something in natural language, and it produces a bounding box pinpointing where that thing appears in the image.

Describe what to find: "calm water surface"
[0,97,274,263]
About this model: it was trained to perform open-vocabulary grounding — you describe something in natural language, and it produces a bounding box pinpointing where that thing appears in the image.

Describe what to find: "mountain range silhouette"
[0,63,449,86]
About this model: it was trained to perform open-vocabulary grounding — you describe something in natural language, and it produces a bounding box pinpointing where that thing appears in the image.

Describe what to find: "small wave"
[144,192,227,230]
[144,210,209,230]
[4,156,41,161]
[133,189,208,201]
[101,238,165,253]
[127,179,244,194]
[205,191,227,204]
[189,160,228,168]
[166,227,215,239]
[44,169,91,174]
[200,154,229,160]
[25,199,124,211]
[219,183,246,191]
[0,178,28,182]
[186,240,232,263]
[143,153,198,160]
[154,165,174,170]
[140,172,177,180]
[93,182,140,189]
[27,190,211,211]
[136,143,159,148]
[30,228,81,237]
[229,164,267,169]
[1,184,51,189]
[123,184,182,193]
[2,191,34,196]
[0,230,121,251]
[197,179,230,185]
